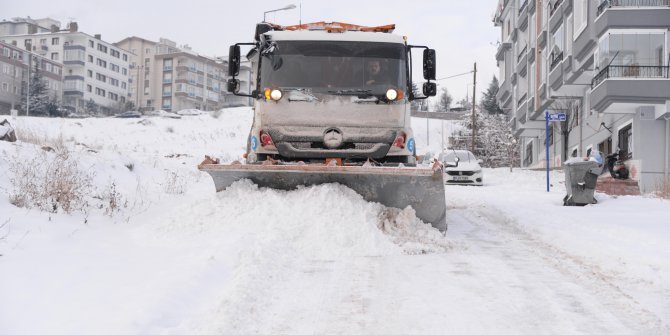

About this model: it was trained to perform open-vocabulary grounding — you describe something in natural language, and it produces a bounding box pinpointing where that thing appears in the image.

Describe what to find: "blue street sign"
[546,113,567,122]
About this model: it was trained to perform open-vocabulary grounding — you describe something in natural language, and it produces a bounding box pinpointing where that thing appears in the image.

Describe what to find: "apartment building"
[114,36,159,111]
[0,19,131,114]
[115,36,251,112]
[494,0,670,193]
[0,41,63,114]
[0,17,58,36]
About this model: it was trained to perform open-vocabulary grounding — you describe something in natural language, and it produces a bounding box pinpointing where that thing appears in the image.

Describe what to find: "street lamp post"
[263,4,297,22]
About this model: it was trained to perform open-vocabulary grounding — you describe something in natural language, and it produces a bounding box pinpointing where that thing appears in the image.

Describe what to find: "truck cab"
[228,22,436,166]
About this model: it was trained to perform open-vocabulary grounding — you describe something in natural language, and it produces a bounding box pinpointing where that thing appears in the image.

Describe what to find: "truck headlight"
[264,88,283,101]
[270,89,283,101]
[386,89,398,101]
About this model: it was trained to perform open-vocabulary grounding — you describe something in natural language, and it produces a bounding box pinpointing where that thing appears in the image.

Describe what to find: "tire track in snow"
[457,205,668,334]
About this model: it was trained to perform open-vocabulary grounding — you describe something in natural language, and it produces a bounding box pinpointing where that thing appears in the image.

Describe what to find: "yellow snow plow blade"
[198,161,447,232]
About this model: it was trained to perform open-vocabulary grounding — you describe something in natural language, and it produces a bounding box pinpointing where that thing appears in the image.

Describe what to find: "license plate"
[453,176,469,181]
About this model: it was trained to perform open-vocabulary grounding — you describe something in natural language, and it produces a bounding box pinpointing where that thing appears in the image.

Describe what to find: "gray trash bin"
[563,160,599,206]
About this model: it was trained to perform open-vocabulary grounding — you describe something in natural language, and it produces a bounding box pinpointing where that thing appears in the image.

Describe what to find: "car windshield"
[260,41,407,96]
[439,151,475,163]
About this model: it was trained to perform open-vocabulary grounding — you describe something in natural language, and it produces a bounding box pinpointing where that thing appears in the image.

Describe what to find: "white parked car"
[438,150,483,186]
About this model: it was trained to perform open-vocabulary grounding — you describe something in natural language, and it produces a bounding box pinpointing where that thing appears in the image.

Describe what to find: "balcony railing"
[519,0,529,13]
[592,65,670,87]
[550,0,564,16]
[550,51,564,71]
[518,45,528,63]
[163,66,172,71]
[597,0,670,16]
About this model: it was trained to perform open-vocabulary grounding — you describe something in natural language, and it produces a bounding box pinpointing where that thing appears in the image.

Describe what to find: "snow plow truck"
[199,21,449,231]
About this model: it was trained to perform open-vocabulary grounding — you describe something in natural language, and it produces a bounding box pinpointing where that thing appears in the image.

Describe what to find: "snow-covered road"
[1,111,669,334]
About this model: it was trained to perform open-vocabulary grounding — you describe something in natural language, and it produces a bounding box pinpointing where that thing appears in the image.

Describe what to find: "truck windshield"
[260,41,407,96]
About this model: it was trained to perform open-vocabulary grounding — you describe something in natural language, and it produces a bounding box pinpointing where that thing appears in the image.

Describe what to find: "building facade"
[0,17,58,37]
[1,19,131,114]
[494,0,670,193]
[116,36,252,112]
[0,41,63,114]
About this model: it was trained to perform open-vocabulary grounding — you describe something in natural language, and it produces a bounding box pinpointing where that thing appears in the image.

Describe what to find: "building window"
[574,0,587,40]
[597,31,665,70]
[96,73,107,82]
[88,55,93,63]
[96,58,107,68]
[95,87,106,96]
[121,82,127,89]
[110,49,120,58]
[524,141,533,166]
[40,38,47,45]
[618,123,633,160]
[97,44,108,53]
[88,70,93,77]
[51,52,59,61]
[122,68,127,75]
[51,37,59,45]
[123,54,128,61]
[550,25,564,70]
[87,84,92,92]
[89,40,94,48]
[2,82,8,91]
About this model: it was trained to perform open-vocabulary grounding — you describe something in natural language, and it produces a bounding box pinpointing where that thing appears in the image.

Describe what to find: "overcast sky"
[5,0,501,102]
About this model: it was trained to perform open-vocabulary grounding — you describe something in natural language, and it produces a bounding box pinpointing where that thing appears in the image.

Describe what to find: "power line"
[436,70,474,81]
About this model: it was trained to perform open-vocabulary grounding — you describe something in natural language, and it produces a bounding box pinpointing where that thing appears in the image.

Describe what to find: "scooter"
[606,150,629,179]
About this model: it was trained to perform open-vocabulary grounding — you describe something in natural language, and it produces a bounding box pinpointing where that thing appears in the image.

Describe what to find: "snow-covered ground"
[0,109,668,335]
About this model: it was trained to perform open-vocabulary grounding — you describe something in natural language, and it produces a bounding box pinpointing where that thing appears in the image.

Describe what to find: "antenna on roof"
[299,3,302,29]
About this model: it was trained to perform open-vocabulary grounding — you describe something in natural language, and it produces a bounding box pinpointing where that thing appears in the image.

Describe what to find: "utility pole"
[471,62,477,152]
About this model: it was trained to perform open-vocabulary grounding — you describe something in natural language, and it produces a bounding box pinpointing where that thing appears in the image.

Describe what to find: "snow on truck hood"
[266,30,406,44]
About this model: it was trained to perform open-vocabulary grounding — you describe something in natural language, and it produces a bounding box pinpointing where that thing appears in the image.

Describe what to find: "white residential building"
[1,19,131,114]
[116,36,250,112]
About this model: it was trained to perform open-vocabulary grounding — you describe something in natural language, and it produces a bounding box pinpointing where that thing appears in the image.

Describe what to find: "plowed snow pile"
[149,180,452,256]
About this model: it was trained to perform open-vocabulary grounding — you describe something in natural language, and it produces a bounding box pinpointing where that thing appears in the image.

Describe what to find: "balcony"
[592,65,670,88]
[517,46,528,76]
[549,51,564,72]
[537,31,547,49]
[496,42,512,61]
[516,93,528,120]
[162,91,172,97]
[163,66,173,71]
[590,65,670,111]
[595,0,670,37]
[496,79,513,109]
[597,0,670,16]
[518,0,529,31]
[550,0,564,16]
[163,78,172,84]
[549,0,564,32]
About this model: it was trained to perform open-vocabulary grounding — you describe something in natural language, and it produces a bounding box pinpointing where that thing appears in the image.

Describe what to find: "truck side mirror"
[227,78,240,93]
[423,82,437,97]
[423,49,436,80]
[228,45,240,77]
